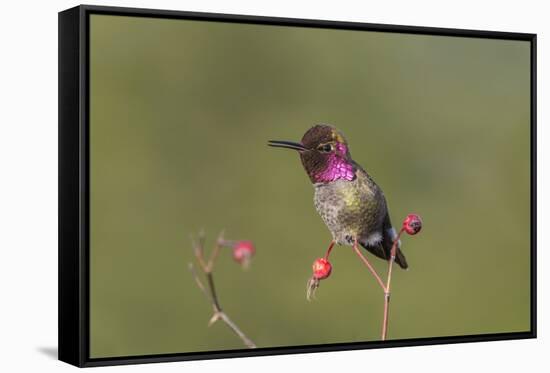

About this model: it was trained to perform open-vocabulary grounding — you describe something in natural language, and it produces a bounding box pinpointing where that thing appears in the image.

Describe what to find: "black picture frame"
[58,4,537,368]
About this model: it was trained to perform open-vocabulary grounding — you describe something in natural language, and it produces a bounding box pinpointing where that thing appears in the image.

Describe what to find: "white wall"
[0,1,546,372]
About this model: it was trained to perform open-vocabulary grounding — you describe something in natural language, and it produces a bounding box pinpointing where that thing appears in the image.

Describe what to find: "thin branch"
[351,232,405,341]
[191,234,208,272]
[324,240,336,260]
[381,293,390,341]
[216,312,256,349]
[189,232,257,349]
[381,229,404,341]
[206,231,224,272]
[206,272,222,312]
[189,263,216,311]
[352,238,387,292]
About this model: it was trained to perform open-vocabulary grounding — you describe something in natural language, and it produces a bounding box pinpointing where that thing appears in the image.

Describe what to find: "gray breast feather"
[312,174,386,246]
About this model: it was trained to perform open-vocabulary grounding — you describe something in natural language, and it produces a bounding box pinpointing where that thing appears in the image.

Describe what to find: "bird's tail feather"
[359,240,409,270]
[395,249,408,270]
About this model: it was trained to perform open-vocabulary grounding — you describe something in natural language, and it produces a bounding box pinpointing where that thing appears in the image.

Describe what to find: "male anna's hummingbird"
[268,124,408,269]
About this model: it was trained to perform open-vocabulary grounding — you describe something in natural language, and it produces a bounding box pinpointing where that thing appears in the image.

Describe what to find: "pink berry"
[312,258,332,280]
[403,214,422,235]
[232,241,255,267]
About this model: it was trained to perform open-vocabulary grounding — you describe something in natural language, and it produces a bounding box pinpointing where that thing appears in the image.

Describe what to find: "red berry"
[403,214,422,235]
[312,258,332,280]
[232,240,255,267]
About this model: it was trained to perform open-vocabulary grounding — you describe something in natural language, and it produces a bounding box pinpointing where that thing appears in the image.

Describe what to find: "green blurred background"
[89,14,531,358]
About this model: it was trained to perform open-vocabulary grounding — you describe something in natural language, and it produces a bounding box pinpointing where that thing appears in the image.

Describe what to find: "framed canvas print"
[58,5,537,367]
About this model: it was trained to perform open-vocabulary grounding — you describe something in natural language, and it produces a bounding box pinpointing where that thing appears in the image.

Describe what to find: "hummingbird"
[268,124,408,269]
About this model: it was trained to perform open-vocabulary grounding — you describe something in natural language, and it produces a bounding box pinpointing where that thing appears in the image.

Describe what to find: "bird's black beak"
[267,140,307,152]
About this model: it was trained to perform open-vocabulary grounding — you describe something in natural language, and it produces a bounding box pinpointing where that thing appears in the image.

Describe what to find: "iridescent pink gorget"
[313,142,356,183]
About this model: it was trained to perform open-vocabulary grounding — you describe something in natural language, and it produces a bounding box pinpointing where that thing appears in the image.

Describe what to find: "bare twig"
[189,263,210,300]
[324,240,336,260]
[351,231,404,341]
[381,228,404,341]
[352,238,387,292]
[205,231,224,272]
[191,232,208,271]
[189,232,257,349]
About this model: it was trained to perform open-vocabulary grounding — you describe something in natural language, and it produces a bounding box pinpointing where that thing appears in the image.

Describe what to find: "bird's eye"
[318,144,333,153]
